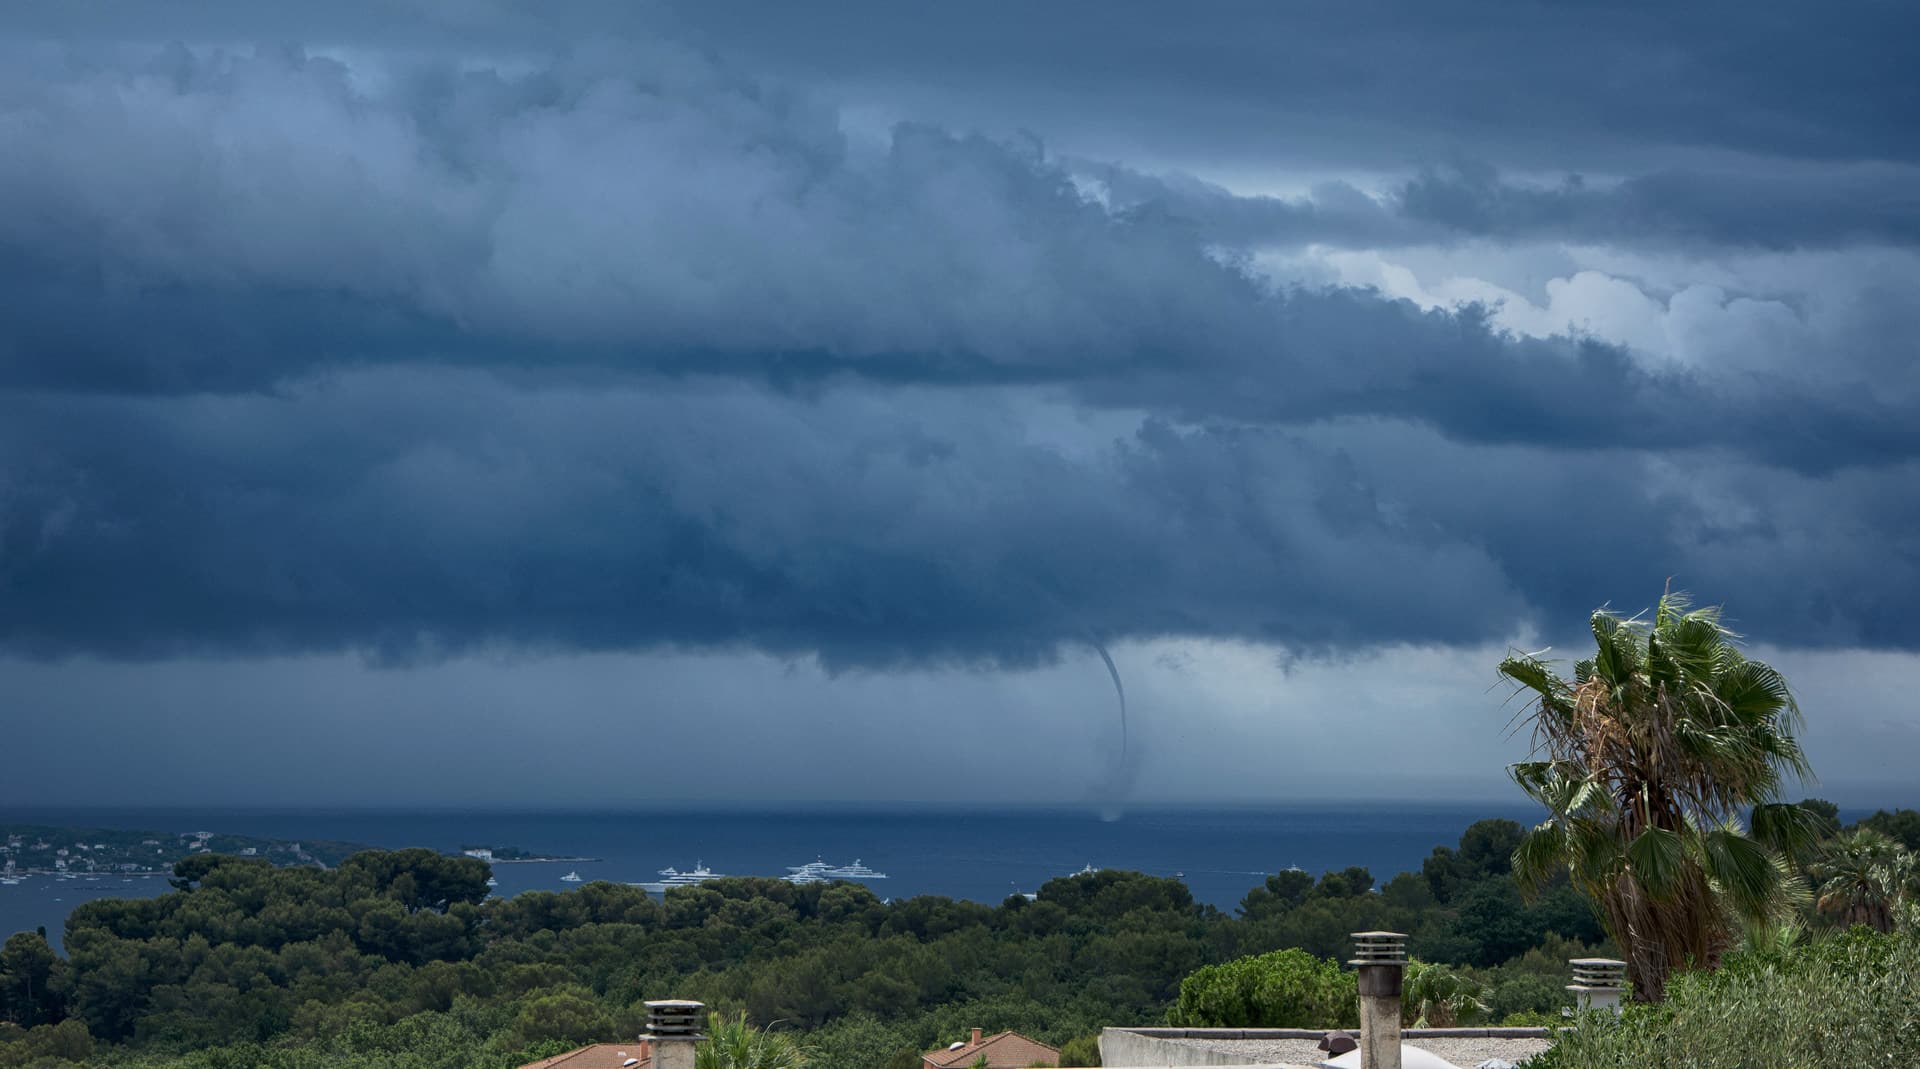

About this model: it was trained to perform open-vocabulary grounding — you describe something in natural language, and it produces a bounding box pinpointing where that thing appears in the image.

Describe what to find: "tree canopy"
[0,817,1613,1069]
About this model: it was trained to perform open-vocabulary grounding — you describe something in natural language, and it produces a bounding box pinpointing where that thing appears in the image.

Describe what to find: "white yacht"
[783,859,835,885]
[784,858,889,883]
[485,876,499,888]
[560,871,583,882]
[633,862,727,894]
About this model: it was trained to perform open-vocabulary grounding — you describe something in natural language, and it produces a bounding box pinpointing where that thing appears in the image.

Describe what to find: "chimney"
[1350,931,1407,1069]
[1567,958,1627,1015]
[971,1028,983,1046]
[644,1000,707,1069]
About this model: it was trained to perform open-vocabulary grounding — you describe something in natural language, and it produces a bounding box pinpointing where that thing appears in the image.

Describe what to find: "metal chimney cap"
[1568,958,1628,992]
[644,1000,708,1039]
[1348,930,1409,966]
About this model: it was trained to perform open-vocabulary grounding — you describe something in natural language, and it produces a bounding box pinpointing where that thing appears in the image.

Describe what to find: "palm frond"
[1750,802,1828,859]
[1627,826,1689,900]
[1513,822,1571,891]
[1498,653,1575,722]
[1699,828,1782,923]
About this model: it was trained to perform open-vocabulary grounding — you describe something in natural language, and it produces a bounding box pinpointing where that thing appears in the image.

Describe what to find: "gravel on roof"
[1174,1037,1551,1068]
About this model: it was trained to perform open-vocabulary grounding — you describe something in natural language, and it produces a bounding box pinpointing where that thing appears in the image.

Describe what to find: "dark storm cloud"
[0,372,1526,663]
[2,22,1919,671]
[5,371,1917,665]
[3,44,1917,477]
[657,0,1920,171]
[15,2,1918,169]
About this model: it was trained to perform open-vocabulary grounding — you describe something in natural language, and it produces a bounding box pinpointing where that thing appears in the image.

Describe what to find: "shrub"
[1167,949,1356,1028]
[1488,974,1565,1021]
[1057,1034,1101,1067]
[1533,924,1920,1068]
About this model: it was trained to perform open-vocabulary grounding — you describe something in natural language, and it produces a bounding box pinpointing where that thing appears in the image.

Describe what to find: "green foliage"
[1809,829,1914,932]
[698,1011,810,1069]
[808,1013,915,1069]
[0,816,1645,1069]
[1793,799,1840,837]
[1502,590,1813,1001]
[1486,974,1564,1021]
[1056,1034,1100,1067]
[1238,870,1312,919]
[1855,807,1920,851]
[1533,924,1920,1068]
[1399,961,1487,1027]
[0,1018,94,1067]
[1166,949,1356,1028]
[512,989,611,1047]
[1169,952,1497,1030]
[0,933,65,1028]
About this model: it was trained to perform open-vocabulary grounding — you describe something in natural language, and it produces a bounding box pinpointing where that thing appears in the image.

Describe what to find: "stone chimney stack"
[644,1000,707,1069]
[1568,959,1627,1015]
[1350,932,1407,1069]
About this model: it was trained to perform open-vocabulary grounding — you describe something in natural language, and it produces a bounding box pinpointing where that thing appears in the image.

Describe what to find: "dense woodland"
[0,806,1910,1069]
[0,816,1600,1069]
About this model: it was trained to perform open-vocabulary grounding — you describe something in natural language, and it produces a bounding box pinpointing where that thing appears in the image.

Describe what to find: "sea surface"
[2,803,1573,947]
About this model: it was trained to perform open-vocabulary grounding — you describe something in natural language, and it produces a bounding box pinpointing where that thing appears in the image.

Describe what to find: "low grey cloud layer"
[1074,160,1920,252]
[2,2,1917,802]
[660,0,1920,171]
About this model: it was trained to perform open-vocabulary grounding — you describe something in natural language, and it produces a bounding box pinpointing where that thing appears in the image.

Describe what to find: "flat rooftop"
[1101,1027,1554,1069]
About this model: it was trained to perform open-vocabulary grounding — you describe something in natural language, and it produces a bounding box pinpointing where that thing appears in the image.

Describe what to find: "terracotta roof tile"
[923,1031,1060,1069]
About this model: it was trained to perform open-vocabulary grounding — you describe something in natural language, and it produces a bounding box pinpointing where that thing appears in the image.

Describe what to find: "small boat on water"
[560,871,583,882]
[485,876,499,887]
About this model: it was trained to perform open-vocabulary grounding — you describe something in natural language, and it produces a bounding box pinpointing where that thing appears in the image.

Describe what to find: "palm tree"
[1811,829,1914,933]
[1401,961,1489,1027]
[696,1012,810,1069]
[1500,590,1820,1002]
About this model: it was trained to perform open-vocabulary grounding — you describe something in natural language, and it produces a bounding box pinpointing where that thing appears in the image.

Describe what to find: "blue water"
[3,803,1552,947]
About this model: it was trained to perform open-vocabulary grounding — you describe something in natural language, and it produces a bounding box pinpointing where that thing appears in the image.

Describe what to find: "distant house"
[463,848,495,860]
[923,1030,1059,1069]
[520,1043,652,1069]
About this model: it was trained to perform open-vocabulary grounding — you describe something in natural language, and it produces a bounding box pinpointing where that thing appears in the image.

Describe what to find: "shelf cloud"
[1,0,1916,801]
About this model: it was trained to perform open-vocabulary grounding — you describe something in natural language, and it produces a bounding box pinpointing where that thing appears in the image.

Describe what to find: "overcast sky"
[2,1,1916,808]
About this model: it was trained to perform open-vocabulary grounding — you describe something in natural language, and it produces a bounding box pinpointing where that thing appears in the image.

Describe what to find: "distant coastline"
[3,822,371,877]
[456,845,599,863]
